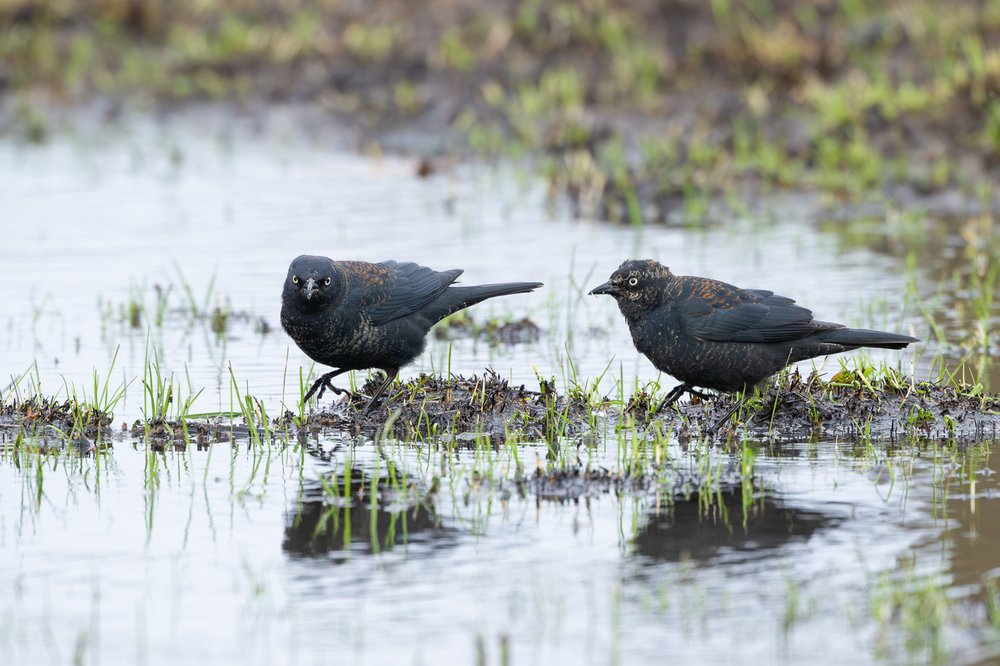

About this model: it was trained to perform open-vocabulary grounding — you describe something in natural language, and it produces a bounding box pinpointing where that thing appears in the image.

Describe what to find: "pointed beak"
[589,281,619,296]
[304,277,318,300]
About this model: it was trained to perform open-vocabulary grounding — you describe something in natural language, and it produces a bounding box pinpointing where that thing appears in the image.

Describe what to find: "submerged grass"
[99,270,269,339]
[871,564,952,664]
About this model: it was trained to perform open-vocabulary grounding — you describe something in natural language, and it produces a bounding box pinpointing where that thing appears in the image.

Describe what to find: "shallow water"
[0,111,944,419]
[3,433,998,664]
[1,112,999,664]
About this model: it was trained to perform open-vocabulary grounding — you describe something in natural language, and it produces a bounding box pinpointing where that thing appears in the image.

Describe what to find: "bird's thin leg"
[686,387,715,400]
[655,383,692,413]
[706,397,745,435]
[303,368,351,403]
[358,369,400,415]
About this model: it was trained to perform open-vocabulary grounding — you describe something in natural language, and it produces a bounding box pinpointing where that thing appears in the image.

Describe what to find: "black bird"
[590,259,917,430]
[281,255,542,413]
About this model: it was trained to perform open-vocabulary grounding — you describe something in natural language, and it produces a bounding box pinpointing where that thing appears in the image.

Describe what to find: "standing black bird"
[281,255,542,413]
[590,259,917,430]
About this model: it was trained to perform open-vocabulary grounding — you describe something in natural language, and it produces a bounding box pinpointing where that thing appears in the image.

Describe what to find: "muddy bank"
[628,369,1000,441]
[0,395,113,439]
[6,370,998,446]
[285,369,1000,442]
[280,369,597,443]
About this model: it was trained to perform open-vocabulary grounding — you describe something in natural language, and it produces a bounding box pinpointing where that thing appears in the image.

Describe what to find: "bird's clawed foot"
[654,383,692,413]
[655,383,717,413]
[686,387,715,401]
[303,370,351,403]
[356,369,400,416]
[653,383,747,436]
[705,398,746,436]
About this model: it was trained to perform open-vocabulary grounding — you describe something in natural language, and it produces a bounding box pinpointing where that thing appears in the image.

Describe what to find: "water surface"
[1,113,997,665]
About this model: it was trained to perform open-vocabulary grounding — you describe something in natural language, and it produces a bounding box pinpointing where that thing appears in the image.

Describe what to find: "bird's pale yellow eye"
[292,275,299,284]
[628,277,638,287]
[324,277,331,286]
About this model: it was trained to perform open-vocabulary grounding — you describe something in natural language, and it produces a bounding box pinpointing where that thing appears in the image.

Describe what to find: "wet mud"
[0,396,113,439]
[7,371,998,448]
[284,369,1000,442]
[633,370,1000,441]
[282,369,595,443]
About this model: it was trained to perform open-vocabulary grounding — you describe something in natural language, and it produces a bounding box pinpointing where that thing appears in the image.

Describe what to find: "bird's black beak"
[589,281,620,296]
[304,277,318,300]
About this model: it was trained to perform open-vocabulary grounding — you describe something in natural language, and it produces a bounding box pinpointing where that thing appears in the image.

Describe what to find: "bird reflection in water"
[283,469,455,561]
[633,487,842,565]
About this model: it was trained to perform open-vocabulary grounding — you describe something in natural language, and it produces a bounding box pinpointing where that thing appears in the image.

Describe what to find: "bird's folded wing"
[680,289,831,343]
[366,261,463,326]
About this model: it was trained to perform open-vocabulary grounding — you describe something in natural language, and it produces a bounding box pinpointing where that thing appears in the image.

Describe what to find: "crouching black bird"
[590,259,917,431]
[281,255,542,414]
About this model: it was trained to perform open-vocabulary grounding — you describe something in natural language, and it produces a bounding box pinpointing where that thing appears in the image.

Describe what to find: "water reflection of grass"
[871,564,951,664]
[4,411,1000,661]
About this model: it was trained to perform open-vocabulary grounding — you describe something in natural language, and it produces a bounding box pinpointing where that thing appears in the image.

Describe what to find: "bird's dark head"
[283,255,343,311]
[589,259,674,317]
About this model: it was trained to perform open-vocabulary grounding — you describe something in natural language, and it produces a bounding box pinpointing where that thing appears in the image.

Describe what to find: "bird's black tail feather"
[818,327,918,350]
[427,282,543,321]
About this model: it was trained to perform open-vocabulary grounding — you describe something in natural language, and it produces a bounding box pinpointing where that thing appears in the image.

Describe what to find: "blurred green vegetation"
[1,0,999,222]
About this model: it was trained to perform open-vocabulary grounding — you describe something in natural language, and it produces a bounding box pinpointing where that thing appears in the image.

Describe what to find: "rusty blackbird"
[282,255,542,412]
[590,259,918,430]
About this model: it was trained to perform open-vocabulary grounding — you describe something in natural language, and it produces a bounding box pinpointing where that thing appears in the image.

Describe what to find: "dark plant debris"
[632,369,1000,441]
[278,368,1000,442]
[281,369,594,442]
[6,370,998,446]
[0,395,113,438]
[127,417,236,450]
